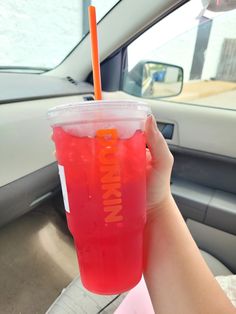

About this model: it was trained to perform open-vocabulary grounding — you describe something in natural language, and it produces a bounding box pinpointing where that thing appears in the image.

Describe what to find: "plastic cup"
[48,100,151,294]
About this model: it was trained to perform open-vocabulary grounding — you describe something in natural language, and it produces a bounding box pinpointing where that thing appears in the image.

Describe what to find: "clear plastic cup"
[48,100,151,294]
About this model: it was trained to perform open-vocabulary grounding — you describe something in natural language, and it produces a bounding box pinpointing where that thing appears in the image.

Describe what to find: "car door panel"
[104,91,236,157]
[205,190,236,235]
[103,91,236,237]
[171,145,236,194]
[171,178,213,222]
[188,219,236,273]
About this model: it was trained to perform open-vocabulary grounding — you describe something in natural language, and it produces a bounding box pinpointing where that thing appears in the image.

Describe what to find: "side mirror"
[123,61,183,99]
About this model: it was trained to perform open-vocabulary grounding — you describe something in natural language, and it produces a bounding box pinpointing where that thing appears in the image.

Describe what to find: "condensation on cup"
[48,100,151,294]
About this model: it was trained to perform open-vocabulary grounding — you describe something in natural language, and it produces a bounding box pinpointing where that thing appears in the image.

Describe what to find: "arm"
[144,115,235,314]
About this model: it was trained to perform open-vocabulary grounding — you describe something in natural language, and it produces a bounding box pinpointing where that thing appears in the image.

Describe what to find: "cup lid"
[48,100,151,126]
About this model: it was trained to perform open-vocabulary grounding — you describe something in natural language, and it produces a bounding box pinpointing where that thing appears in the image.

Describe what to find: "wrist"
[146,194,175,225]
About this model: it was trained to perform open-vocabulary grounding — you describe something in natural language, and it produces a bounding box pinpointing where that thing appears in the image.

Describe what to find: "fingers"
[145,115,173,169]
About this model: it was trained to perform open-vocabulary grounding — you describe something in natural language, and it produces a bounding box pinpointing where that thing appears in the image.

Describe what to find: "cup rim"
[48,99,150,118]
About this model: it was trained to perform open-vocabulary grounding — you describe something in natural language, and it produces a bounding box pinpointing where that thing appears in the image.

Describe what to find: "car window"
[122,0,236,110]
[0,0,119,71]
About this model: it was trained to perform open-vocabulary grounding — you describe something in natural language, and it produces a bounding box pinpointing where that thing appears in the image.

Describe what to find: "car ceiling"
[46,0,189,81]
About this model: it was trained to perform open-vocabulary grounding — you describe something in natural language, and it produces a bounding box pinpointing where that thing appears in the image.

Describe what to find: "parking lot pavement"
[169,80,236,110]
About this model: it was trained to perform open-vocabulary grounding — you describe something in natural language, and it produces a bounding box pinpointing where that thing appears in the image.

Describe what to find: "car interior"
[0,0,235,313]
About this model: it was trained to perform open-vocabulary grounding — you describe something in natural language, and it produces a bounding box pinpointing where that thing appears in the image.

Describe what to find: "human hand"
[145,115,174,216]
[144,116,235,314]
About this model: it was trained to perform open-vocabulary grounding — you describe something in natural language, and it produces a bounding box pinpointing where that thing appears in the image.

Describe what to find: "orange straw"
[88,6,102,100]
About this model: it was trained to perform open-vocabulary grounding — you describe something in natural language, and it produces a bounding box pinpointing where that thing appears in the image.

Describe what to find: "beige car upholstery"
[48,0,184,81]
[46,250,232,313]
[201,251,232,276]
[103,91,236,159]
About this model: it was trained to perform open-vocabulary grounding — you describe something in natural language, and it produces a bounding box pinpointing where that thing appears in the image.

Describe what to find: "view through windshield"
[0,0,119,71]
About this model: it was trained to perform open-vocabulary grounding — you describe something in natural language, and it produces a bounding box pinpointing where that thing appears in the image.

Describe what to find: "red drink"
[49,100,150,294]
[52,126,146,294]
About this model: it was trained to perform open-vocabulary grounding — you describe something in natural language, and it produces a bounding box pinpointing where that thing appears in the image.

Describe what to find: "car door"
[99,1,236,272]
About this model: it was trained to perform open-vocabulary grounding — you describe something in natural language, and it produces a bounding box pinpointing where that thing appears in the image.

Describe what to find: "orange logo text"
[96,129,123,223]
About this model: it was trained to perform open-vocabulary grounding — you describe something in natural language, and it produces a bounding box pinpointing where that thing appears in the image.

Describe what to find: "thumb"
[145,115,173,169]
